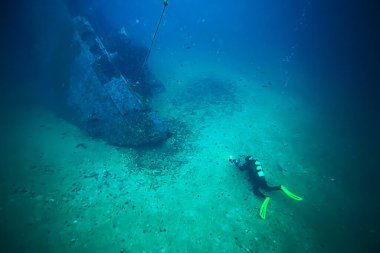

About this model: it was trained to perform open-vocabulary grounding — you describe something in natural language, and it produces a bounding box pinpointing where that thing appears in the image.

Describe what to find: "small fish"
[75,143,87,149]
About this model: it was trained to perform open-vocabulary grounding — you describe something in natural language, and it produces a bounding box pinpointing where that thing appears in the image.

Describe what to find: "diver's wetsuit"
[232,156,281,199]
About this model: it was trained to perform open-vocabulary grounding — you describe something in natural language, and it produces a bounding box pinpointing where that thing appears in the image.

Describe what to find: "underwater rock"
[66,17,169,146]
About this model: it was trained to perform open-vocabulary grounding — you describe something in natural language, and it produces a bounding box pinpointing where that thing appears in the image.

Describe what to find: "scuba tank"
[255,161,265,177]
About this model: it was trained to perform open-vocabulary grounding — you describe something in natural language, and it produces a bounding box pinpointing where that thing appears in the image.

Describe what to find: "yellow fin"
[259,197,270,220]
[281,185,303,201]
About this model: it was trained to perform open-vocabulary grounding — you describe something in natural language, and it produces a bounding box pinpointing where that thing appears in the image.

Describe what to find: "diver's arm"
[237,163,247,171]
[229,158,246,171]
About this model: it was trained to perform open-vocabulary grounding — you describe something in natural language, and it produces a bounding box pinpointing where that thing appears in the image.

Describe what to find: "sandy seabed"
[0,59,371,253]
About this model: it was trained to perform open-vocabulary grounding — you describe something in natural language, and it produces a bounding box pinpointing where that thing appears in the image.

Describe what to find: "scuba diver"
[229,155,302,219]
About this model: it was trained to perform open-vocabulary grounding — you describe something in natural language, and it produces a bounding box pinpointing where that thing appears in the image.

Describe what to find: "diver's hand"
[229,158,239,165]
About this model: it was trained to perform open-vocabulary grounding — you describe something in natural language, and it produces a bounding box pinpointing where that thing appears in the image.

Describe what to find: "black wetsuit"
[233,156,281,199]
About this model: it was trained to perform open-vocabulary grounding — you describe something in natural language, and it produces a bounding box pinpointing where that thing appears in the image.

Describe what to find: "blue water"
[1,0,378,252]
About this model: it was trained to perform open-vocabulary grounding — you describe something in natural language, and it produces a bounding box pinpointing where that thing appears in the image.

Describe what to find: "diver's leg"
[253,185,267,199]
[260,179,281,192]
